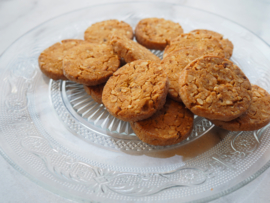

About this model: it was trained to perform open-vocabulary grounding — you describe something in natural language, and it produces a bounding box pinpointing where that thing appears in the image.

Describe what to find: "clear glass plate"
[0,2,270,203]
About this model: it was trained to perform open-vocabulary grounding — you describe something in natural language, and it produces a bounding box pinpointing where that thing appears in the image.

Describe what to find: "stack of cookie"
[38,18,270,146]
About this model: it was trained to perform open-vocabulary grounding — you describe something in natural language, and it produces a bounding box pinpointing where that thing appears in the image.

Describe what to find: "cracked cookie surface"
[110,35,161,63]
[63,43,120,86]
[130,98,194,146]
[135,18,183,50]
[84,84,104,104]
[190,29,233,58]
[163,33,225,59]
[38,39,84,80]
[84,19,133,43]
[179,56,252,121]
[161,47,208,102]
[212,85,270,131]
[102,60,168,122]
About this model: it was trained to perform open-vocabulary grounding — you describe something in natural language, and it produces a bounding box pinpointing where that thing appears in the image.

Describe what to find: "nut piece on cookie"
[179,56,252,121]
[135,18,183,50]
[63,42,120,86]
[163,33,225,59]
[84,19,133,43]
[84,84,105,104]
[130,99,194,146]
[110,35,161,63]
[102,60,168,122]
[161,47,208,102]
[38,39,85,80]
[190,29,233,58]
[212,85,270,131]
[190,29,224,39]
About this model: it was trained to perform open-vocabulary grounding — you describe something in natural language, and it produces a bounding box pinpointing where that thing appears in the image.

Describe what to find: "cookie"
[84,19,133,43]
[212,85,270,131]
[110,35,161,63]
[161,47,208,102]
[63,42,120,86]
[102,60,168,122]
[135,18,183,50]
[163,33,225,59]
[190,29,233,58]
[38,39,84,80]
[130,99,194,146]
[84,83,104,104]
[179,56,252,121]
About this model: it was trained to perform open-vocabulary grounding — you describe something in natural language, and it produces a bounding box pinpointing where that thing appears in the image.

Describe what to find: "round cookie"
[190,29,233,58]
[135,18,183,50]
[102,60,168,122]
[84,84,104,104]
[212,85,270,131]
[84,20,133,43]
[110,35,161,63]
[63,43,120,86]
[130,99,194,146]
[38,39,84,80]
[161,47,208,102]
[163,33,225,59]
[179,56,252,121]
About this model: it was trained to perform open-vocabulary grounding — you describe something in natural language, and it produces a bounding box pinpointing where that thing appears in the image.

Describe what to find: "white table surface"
[0,0,270,202]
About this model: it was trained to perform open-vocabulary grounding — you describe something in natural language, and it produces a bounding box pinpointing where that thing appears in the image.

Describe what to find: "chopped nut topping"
[226,100,233,105]
[110,96,117,102]
[197,98,204,105]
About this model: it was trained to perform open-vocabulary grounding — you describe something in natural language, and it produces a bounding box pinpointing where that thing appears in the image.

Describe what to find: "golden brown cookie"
[63,43,120,86]
[161,47,208,102]
[130,99,194,146]
[190,29,234,58]
[135,18,183,50]
[110,35,161,63]
[84,84,104,104]
[212,85,270,131]
[179,56,252,121]
[163,33,225,59]
[38,39,84,80]
[102,60,168,122]
[84,20,133,43]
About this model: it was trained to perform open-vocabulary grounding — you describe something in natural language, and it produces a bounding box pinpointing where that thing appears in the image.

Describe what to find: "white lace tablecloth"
[0,0,269,202]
